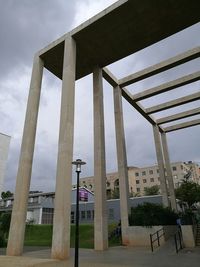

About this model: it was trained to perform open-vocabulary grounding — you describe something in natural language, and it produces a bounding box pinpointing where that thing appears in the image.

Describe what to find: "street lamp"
[72,159,86,267]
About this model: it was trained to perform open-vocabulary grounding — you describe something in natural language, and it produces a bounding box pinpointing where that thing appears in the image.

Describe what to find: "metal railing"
[174,229,183,253]
[150,228,165,252]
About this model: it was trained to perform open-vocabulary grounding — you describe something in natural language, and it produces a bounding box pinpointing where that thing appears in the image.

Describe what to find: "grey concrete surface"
[113,85,129,244]
[1,243,200,267]
[51,36,76,260]
[163,119,200,133]
[7,56,44,256]
[39,0,200,80]
[153,125,169,207]
[161,132,177,211]
[93,67,108,251]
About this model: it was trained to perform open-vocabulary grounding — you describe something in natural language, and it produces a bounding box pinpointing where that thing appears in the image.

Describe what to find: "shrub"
[0,232,6,247]
[129,203,178,226]
[0,212,11,237]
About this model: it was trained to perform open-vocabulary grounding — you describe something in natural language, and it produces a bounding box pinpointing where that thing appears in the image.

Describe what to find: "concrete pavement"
[0,243,200,267]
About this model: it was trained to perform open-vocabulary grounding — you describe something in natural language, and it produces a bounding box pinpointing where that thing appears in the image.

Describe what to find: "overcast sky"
[0,0,199,193]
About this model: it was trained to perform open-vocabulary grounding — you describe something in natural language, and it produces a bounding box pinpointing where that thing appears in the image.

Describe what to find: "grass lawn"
[24,224,121,248]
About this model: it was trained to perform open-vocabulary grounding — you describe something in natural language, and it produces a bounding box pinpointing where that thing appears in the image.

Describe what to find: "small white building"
[0,133,11,196]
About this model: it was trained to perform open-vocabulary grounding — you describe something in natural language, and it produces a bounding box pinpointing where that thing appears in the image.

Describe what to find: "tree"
[144,185,159,196]
[175,181,200,208]
[1,191,13,199]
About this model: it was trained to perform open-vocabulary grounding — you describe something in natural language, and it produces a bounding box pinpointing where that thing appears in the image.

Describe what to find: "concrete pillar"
[152,125,169,207]
[161,132,177,211]
[113,85,129,244]
[51,37,76,260]
[93,66,108,250]
[7,55,44,256]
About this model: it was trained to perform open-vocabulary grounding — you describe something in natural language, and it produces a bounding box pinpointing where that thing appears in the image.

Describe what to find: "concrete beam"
[113,85,130,245]
[93,67,108,251]
[146,92,200,114]
[161,132,177,211]
[119,47,200,87]
[152,125,169,207]
[102,68,119,87]
[51,37,76,260]
[133,71,200,101]
[121,87,165,132]
[121,88,154,124]
[157,107,200,125]
[163,119,200,133]
[7,56,44,256]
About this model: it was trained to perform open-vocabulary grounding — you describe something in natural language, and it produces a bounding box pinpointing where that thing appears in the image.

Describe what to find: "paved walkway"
[0,243,200,267]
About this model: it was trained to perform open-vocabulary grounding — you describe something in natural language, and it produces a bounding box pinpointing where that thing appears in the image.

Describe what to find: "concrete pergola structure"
[6,0,200,262]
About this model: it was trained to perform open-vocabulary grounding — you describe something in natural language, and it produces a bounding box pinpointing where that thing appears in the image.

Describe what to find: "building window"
[106,181,110,187]
[158,177,160,181]
[150,178,154,182]
[142,171,146,176]
[81,211,86,219]
[143,179,147,183]
[71,211,75,223]
[29,198,33,203]
[109,209,114,220]
[172,166,177,171]
[181,165,183,170]
[42,208,54,224]
[32,197,38,203]
[135,172,139,177]
[87,210,91,220]
[157,169,159,173]
[114,179,119,187]
[149,170,153,175]
[136,180,140,184]
[136,188,140,192]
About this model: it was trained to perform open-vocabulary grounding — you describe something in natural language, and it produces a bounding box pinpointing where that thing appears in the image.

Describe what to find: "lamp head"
[72,159,86,172]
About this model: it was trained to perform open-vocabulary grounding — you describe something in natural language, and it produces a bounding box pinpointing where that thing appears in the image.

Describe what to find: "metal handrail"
[174,229,183,253]
[150,228,165,252]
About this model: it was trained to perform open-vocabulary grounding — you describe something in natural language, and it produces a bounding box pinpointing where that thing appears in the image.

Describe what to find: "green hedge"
[129,203,178,226]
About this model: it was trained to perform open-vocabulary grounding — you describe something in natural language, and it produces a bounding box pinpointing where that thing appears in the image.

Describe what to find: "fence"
[150,228,165,252]
[174,229,183,253]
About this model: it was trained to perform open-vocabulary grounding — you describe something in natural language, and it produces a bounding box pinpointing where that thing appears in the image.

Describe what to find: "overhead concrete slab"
[39,0,200,80]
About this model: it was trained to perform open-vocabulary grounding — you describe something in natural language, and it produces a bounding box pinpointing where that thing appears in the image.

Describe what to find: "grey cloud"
[0,0,76,79]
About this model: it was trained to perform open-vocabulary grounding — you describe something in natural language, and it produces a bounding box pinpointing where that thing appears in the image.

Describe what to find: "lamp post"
[72,159,86,267]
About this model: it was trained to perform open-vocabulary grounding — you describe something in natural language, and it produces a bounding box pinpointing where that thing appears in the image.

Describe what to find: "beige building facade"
[74,161,200,197]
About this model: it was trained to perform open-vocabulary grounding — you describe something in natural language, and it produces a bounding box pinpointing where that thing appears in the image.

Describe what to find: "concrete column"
[51,37,76,260]
[7,55,44,256]
[152,125,169,207]
[161,132,177,211]
[93,66,108,250]
[113,85,129,245]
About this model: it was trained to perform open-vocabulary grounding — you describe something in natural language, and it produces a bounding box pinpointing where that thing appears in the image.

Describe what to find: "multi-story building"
[73,161,200,197]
